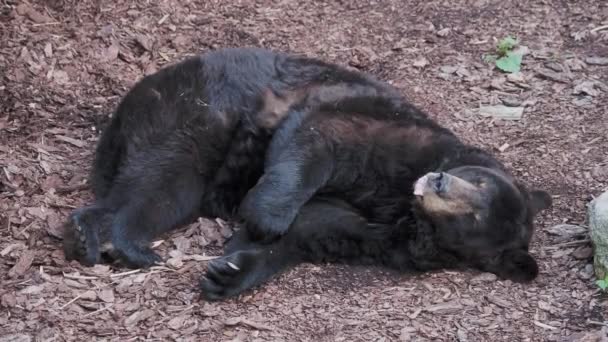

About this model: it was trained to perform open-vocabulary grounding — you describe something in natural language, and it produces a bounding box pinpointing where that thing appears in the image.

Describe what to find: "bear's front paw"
[200,252,252,301]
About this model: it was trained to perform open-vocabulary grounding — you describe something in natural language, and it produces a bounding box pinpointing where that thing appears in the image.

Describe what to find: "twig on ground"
[590,25,608,33]
[543,239,590,250]
[63,272,98,280]
[533,321,558,330]
[109,269,141,278]
[59,293,84,310]
[82,304,115,318]
[588,320,608,327]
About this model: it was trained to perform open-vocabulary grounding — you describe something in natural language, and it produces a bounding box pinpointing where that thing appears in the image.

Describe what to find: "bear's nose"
[427,172,447,193]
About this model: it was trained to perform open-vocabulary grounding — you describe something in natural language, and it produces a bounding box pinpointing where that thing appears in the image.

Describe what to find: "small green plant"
[597,275,608,291]
[486,36,523,73]
[497,36,518,55]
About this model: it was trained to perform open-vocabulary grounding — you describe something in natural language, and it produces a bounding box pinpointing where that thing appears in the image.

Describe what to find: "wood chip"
[536,68,569,83]
[80,290,97,301]
[408,308,422,319]
[63,272,98,280]
[546,224,587,237]
[124,309,155,326]
[533,321,559,330]
[572,246,593,260]
[586,57,608,66]
[485,295,511,308]
[1,243,25,257]
[9,250,36,277]
[44,42,53,58]
[413,57,429,69]
[98,289,115,303]
[20,284,44,295]
[224,317,274,331]
[471,273,497,283]
[424,300,463,314]
[478,105,524,120]
[157,14,170,25]
[17,4,53,23]
[103,42,120,62]
[168,315,190,330]
[55,135,85,147]
[135,34,153,51]
[52,70,69,84]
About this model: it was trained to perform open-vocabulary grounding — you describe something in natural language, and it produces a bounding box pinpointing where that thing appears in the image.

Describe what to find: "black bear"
[62,47,399,268]
[199,74,553,300]
[61,48,551,299]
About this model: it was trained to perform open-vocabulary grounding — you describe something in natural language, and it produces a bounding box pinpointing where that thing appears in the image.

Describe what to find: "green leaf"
[497,36,518,55]
[597,279,608,290]
[495,51,522,73]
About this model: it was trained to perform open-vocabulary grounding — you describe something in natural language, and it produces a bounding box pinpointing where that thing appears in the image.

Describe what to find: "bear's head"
[412,165,552,282]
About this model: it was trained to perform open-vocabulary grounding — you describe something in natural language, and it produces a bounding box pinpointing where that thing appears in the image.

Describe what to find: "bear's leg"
[64,160,205,269]
[200,245,289,301]
[106,157,206,268]
[201,197,387,300]
[239,128,334,242]
[90,116,125,200]
[64,116,228,268]
[63,117,126,266]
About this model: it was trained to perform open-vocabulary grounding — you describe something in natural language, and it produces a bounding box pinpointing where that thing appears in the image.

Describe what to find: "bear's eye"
[477,181,486,188]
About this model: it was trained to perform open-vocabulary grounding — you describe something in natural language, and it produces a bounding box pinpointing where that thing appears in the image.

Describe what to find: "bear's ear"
[493,249,539,283]
[529,190,552,216]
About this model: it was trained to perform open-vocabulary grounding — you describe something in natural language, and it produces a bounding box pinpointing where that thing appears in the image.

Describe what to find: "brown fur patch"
[308,83,381,104]
[257,88,307,129]
[314,115,438,149]
[388,126,435,148]
[257,82,389,130]
[314,116,386,143]
[420,195,475,216]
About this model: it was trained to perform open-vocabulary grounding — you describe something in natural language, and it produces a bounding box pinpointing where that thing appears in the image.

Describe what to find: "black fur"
[201,91,552,300]
[60,48,551,300]
[63,48,397,267]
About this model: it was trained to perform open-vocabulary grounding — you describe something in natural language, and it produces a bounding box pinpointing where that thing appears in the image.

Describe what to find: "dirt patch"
[1,0,607,340]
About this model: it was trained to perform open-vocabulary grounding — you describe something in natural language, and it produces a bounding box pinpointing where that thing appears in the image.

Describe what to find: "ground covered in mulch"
[1,0,607,341]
